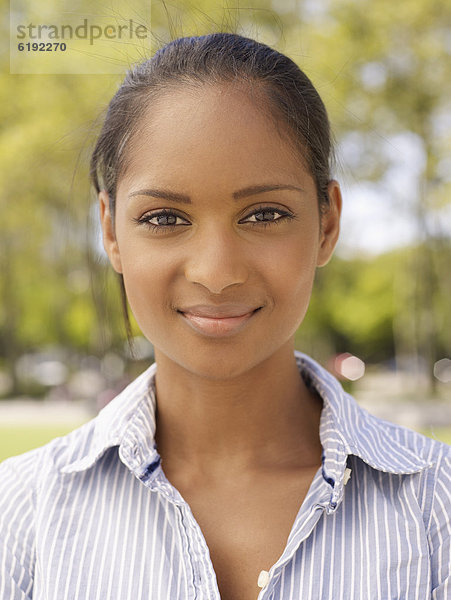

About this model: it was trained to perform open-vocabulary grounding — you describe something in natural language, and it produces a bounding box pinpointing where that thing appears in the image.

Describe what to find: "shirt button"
[257,570,270,589]
[343,467,352,485]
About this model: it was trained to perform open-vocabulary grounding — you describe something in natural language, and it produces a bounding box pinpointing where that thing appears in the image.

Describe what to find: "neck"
[153,342,323,476]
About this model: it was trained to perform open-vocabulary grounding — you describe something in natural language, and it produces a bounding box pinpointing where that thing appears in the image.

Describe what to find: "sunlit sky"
[335,131,451,257]
[337,187,417,257]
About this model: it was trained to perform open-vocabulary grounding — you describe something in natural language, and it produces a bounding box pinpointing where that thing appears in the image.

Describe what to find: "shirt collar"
[293,351,432,510]
[61,362,159,477]
[61,351,432,489]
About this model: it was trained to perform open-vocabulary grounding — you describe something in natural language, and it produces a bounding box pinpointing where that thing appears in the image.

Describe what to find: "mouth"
[177,304,263,337]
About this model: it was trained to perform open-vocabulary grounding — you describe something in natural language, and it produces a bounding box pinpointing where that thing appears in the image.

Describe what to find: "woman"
[1,33,449,599]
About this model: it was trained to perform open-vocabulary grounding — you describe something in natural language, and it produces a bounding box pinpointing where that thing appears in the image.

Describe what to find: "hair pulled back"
[90,32,334,217]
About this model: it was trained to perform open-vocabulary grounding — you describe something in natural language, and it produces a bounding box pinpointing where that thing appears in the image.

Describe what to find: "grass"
[1,424,450,464]
[419,427,451,446]
[0,424,84,463]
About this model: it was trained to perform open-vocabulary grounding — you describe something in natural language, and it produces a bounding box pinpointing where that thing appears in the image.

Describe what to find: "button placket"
[179,503,221,600]
[173,504,197,600]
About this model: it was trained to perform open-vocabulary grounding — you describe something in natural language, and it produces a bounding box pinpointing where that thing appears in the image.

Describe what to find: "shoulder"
[351,403,450,498]
[366,409,450,477]
[0,417,100,599]
[0,416,98,509]
[366,410,450,465]
[354,412,450,549]
[391,427,451,593]
[0,360,158,507]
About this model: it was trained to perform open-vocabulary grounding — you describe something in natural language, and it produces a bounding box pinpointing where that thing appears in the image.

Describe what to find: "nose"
[184,227,249,294]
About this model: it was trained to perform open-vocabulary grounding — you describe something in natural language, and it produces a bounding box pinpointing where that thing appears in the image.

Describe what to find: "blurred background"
[1,0,450,460]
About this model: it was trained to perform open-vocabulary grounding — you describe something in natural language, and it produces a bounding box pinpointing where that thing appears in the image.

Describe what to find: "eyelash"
[134,206,295,233]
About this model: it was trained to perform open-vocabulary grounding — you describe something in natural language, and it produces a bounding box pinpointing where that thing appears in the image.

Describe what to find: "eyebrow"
[128,183,305,203]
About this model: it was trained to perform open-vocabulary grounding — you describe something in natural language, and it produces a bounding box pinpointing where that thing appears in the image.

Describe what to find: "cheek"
[117,240,174,331]
[263,233,318,296]
[264,234,319,332]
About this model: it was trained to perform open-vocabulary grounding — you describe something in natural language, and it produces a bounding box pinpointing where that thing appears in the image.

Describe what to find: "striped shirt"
[1,351,450,599]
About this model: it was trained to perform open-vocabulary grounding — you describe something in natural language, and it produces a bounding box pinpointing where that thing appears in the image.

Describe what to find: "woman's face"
[100,83,341,379]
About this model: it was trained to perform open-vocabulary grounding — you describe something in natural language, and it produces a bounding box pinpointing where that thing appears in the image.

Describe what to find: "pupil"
[159,214,176,225]
[256,211,274,221]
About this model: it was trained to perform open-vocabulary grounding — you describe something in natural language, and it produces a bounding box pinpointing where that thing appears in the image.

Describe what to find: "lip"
[178,303,262,337]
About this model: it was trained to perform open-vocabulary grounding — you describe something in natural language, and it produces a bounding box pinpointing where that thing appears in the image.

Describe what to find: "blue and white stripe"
[1,351,450,599]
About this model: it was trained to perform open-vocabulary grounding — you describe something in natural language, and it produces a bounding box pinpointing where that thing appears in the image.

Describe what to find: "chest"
[175,467,320,600]
[34,460,431,600]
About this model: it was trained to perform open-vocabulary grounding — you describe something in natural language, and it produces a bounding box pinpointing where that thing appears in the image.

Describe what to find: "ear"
[317,180,342,267]
[99,190,123,274]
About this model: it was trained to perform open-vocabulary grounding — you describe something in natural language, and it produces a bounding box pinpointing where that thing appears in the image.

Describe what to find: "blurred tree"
[298,242,451,368]
[0,0,143,391]
[328,0,451,389]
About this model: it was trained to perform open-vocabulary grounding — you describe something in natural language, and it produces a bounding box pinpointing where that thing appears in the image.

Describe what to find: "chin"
[156,340,269,382]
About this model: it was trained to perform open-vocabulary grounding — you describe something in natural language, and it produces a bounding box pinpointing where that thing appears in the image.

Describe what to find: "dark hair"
[90,32,335,341]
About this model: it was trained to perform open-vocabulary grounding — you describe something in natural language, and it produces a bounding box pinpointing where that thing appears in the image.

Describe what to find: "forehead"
[118,82,311,193]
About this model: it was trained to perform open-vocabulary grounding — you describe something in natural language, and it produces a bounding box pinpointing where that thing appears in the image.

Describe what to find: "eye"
[134,209,190,232]
[239,206,293,225]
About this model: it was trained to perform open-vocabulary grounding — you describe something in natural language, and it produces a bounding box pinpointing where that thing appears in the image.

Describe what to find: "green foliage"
[299,253,396,362]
